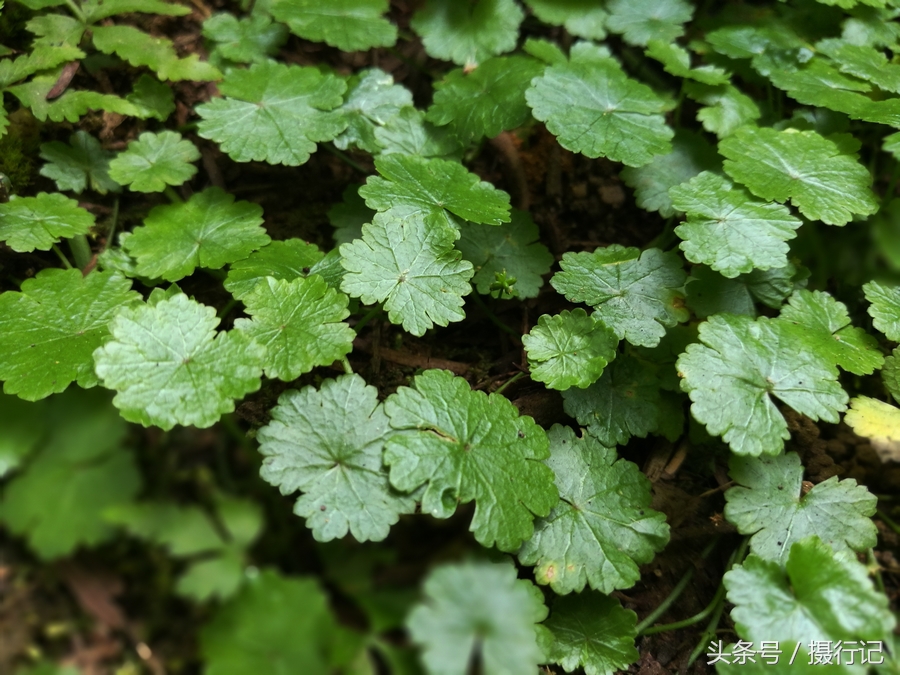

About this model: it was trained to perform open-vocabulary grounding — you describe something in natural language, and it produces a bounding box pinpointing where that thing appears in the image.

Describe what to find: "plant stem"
[494,371,526,396]
[354,306,382,333]
[52,244,74,269]
[69,234,92,270]
[63,0,86,23]
[164,186,183,203]
[103,197,120,253]
[868,549,887,595]
[877,509,900,536]
[323,144,368,173]
[470,292,519,338]
[640,581,727,635]
[686,594,728,668]
[217,298,239,319]
[340,356,353,374]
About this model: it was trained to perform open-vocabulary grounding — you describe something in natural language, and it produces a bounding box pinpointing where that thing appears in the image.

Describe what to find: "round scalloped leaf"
[845,396,900,443]
[0,269,141,400]
[523,310,618,390]
[269,0,396,52]
[39,131,120,194]
[108,131,200,193]
[93,293,265,430]
[408,560,549,675]
[523,0,608,40]
[256,374,415,542]
[384,369,558,551]
[863,280,900,341]
[410,0,524,67]
[645,41,730,86]
[720,126,878,226]
[124,187,269,282]
[0,192,94,252]
[519,426,669,594]
[203,13,288,64]
[196,61,347,166]
[606,0,693,46]
[224,239,324,299]
[333,68,412,153]
[233,276,353,381]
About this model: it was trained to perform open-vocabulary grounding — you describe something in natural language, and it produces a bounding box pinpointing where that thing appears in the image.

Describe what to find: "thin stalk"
[470,292,519,338]
[494,372,526,396]
[164,186,183,204]
[340,356,353,374]
[69,234,92,270]
[882,160,898,207]
[687,595,728,668]
[323,144,368,173]
[877,509,900,536]
[52,244,74,269]
[868,549,887,596]
[103,197,120,253]
[63,0,86,23]
[354,306,382,333]
[640,582,727,636]
[217,298,239,319]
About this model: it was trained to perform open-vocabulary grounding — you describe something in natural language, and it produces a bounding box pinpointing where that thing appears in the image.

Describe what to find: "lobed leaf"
[39,131,120,194]
[333,68,412,153]
[224,239,324,300]
[605,0,693,46]
[523,0,608,40]
[107,131,200,193]
[0,192,94,252]
[203,13,288,65]
[269,0,396,52]
[92,25,222,82]
[864,280,900,341]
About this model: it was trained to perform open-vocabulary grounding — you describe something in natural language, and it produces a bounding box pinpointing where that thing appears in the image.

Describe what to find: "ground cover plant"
[1,0,900,673]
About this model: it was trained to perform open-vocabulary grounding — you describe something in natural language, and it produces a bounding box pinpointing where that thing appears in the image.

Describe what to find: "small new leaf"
[519,426,669,594]
[864,280,900,341]
[225,239,324,300]
[724,452,877,563]
[523,310,618,391]
[551,245,688,348]
[384,369,558,551]
[269,0,396,52]
[93,293,265,430]
[108,131,200,193]
[0,192,94,252]
[39,131,120,194]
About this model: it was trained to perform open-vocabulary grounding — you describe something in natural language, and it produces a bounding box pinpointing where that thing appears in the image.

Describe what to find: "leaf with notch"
[551,245,688,348]
[196,61,347,166]
[519,426,669,594]
[374,107,465,159]
[91,25,221,82]
[93,293,265,430]
[234,276,354,381]
[684,82,761,138]
[257,374,415,542]
[0,192,94,252]
[645,41,730,85]
[605,0,693,46]
[384,369,558,551]
[39,131,120,194]
[523,0,608,40]
[108,131,199,193]
[720,126,878,226]
[269,0,396,52]
[203,13,288,64]
[724,452,877,564]
[124,187,269,282]
[411,0,524,67]
[225,239,324,299]
[333,68,412,153]
[863,280,900,341]
[339,209,474,336]
[0,270,140,400]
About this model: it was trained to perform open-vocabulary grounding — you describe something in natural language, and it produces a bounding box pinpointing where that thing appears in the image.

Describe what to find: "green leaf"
[334,68,412,153]
[523,310,618,390]
[677,314,848,456]
[269,0,396,52]
[107,131,200,193]
[684,263,807,318]
[0,192,94,252]
[200,570,339,675]
[845,395,900,445]
[9,74,147,123]
[256,374,415,542]
[724,452,877,564]
[339,209,474,336]
[527,43,674,167]
[544,592,639,675]
[93,293,265,430]
[108,502,229,556]
[39,131,120,195]
[519,426,669,594]
[562,354,675,446]
[456,209,553,299]
[885,350,900,399]
[203,13,288,64]
[817,39,900,94]
[359,154,511,233]
[426,55,543,143]
[605,0,693,46]
[196,61,347,166]
[724,537,895,649]
[407,560,549,675]
[123,187,269,282]
[670,171,802,277]
[0,270,140,400]
[384,369,558,551]
[551,245,688,348]
[620,130,719,218]
[0,393,44,477]
[864,280,900,341]
[0,389,140,559]
[778,290,884,375]
[684,82,761,138]
[126,73,175,122]
[225,239,324,299]
[328,186,373,245]
[0,41,84,89]
[233,276,353,381]
[720,126,878,226]
[523,0,608,40]
[91,25,222,82]
[81,0,190,22]
[374,107,464,159]
[177,552,247,602]
[410,0,524,67]
[645,41,730,85]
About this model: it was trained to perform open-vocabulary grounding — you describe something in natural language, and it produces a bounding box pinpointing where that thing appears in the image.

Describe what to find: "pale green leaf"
[645,41,730,85]
[725,452,877,563]
[551,245,688,348]
[225,239,324,299]
[720,126,878,226]
[93,293,265,430]
[339,209,474,336]
[671,171,802,277]
[684,82,761,138]
[408,560,549,675]
[523,310,618,390]
[234,276,353,381]
[605,0,693,46]
[196,61,347,166]
[677,314,848,456]
[269,0,396,52]
[124,187,269,282]
[374,107,465,159]
[410,0,524,67]
[0,192,94,252]
[256,374,415,542]
[108,131,200,193]
[39,131,120,194]
[523,0,608,40]
[864,280,900,341]
[203,12,287,64]
[334,68,412,153]
[519,426,669,594]
[384,369,558,551]
[0,270,140,400]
